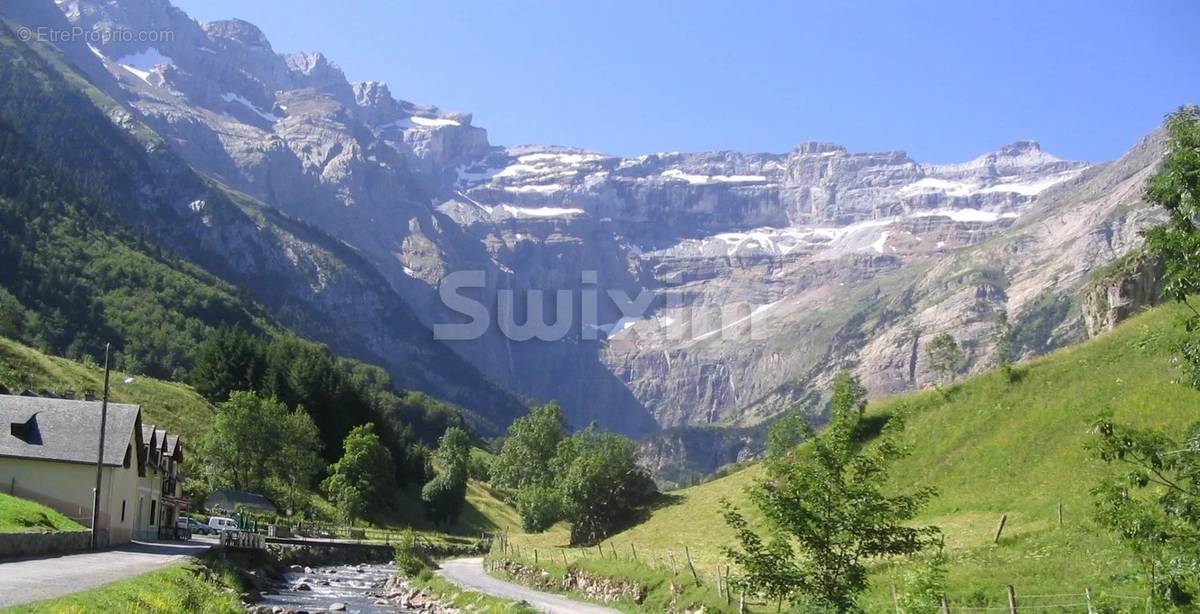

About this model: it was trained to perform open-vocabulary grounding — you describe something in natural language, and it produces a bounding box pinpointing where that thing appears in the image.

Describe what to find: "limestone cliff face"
[1082,251,1165,338]
[41,0,1171,468]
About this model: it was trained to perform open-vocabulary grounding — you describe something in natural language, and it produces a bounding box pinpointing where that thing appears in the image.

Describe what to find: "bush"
[467,454,492,482]
[394,529,429,577]
[421,474,466,526]
[515,485,561,533]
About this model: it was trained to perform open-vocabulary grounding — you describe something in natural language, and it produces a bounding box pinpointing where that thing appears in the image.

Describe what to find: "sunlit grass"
[0,492,84,533]
[509,301,1198,610]
[2,563,243,614]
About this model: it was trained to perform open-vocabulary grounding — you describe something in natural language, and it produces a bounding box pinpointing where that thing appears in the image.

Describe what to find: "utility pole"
[90,344,111,550]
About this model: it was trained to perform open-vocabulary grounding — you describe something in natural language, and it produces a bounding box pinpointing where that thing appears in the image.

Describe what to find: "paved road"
[437,557,620,614]
[0,539,213,608]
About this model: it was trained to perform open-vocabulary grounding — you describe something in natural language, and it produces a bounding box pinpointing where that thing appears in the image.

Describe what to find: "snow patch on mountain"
[661,169,770,185]
[220,92,280,122]
[499,205,585,218]
[116,47,172,84]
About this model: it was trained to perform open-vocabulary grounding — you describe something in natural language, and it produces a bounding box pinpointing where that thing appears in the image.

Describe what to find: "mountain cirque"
[41,0,1167,477]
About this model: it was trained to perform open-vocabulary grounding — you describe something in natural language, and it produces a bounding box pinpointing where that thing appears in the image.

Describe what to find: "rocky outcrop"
[637,425,763,489]
[1082,251,1165,337]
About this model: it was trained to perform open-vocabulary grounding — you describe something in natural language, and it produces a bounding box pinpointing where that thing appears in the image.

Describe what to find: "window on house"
[9,414,41,444]
[121,500,126,522]
[149,500,156,526]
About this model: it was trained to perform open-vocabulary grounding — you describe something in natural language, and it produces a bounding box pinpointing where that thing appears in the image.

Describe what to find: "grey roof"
[208,489,277,511]
[0,395,142,467]
[164,434,181,459]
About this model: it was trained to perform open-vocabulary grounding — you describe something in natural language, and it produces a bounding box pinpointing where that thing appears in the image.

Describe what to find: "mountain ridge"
[10,0,1169,478]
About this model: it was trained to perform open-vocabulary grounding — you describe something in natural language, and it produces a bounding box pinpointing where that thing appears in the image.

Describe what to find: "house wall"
[0,457,143,546]
[135,464,163,541]
[0,458,97,525]
[105,463,141,545]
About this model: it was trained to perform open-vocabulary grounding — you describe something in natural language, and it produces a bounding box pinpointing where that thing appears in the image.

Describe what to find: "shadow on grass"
[852,413,893,444]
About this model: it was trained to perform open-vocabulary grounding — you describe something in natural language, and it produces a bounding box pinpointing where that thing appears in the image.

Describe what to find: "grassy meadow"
[501,300,1199,611]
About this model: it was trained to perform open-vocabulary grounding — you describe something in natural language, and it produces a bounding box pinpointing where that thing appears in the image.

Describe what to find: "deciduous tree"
[925,333,964,390]
[723,374,939,611]
[491,402,566,491]
[322,423,396,524]
[1091,107,1200,611]
[553,426,656,546]
[421,427,471,525]
[200,391,286,491]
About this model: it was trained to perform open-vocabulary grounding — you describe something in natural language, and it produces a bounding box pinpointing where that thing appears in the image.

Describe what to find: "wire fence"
[488,534,1157,614]
[938,589,1150,613]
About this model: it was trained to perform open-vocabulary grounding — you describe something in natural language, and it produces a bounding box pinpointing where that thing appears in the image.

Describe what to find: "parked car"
[207,516,239,533]
[177,516,213,535]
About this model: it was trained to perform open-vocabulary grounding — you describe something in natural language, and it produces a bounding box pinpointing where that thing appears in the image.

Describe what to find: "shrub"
[394,529,429,577]
[515,485,561,533]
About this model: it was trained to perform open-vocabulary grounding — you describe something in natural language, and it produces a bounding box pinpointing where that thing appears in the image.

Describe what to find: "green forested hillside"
[510,300,1198,609]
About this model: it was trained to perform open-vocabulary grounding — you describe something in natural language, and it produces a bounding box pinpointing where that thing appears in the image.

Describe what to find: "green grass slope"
[0,336,216,442]
[0,492,84,532]
[512,300,1198,609]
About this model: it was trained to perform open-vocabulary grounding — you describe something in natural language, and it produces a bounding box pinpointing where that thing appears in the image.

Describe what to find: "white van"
[207,516,239,533]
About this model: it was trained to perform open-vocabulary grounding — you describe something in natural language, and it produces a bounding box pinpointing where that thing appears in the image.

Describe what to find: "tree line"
[489,402,657,546]
[190,326,479,523]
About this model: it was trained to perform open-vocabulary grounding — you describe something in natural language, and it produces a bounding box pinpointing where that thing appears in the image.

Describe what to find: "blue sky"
[173,0,1199,163]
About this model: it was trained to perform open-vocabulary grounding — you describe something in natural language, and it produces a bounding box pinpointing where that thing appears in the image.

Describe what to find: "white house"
[0,394,184,546]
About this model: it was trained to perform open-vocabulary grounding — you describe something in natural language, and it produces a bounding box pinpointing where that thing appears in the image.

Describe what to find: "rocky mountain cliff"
[20,0,1168,478]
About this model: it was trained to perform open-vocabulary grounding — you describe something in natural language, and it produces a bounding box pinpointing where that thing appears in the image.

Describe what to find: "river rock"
[329,603,346,612]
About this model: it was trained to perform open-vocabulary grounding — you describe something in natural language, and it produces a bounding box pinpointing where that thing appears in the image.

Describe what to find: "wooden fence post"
[994,514,1008,544]
[1057,502,1063,527]
[1007,585,1018,614]
[684,545,700,584]
[630,542,638,562]
[891,582,900,613]
[724,565,732,606]
[940,594,950,614]
[562,549,569,567]
[534,549,538,566]
[597,544,603,558]
[669,551,679,575]
[1085,587,1094,614]
[739,589,746,614]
